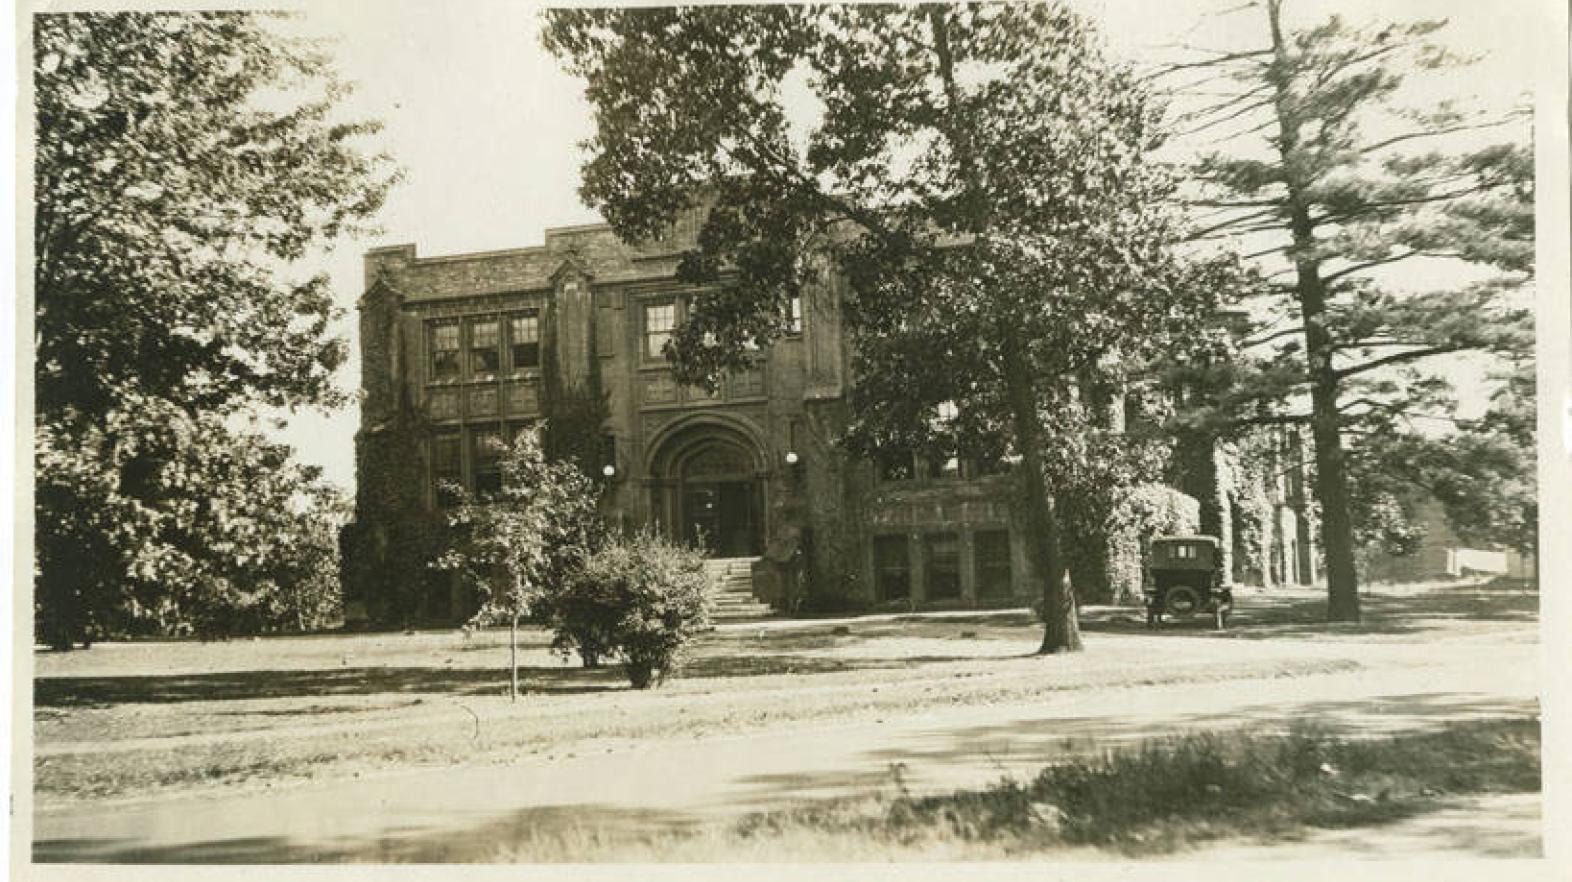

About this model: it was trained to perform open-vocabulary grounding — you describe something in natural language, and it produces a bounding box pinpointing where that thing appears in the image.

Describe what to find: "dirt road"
[32,633,1538,863]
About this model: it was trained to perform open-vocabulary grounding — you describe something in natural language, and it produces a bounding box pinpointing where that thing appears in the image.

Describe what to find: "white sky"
[271,0,1554,492]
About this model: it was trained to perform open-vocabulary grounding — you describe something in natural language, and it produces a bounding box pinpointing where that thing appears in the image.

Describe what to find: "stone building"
[342,219,1316,625]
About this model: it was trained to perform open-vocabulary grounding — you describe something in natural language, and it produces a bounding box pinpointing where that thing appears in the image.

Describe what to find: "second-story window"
[509,311,540,370]
[644,302,675,360]
[878,450,916,482]
[429,321,460,381]
[788,294,803,335]
[470,317,500,380]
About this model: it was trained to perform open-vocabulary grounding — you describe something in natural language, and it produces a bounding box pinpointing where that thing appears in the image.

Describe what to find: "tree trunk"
[44,575,81,651]
[926,6,1080,652]
[1004,340,1082,654]
[509,614,519,702]
[1265,0,1360,621]
[1309,377,1360,620]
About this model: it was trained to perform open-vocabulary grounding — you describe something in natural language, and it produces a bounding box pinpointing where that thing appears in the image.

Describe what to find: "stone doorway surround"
[644,413,771,557]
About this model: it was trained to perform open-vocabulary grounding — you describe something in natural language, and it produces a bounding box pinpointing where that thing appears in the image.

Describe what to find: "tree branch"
[1358,118,1518,156]
[1320,248,1422,283]
[1243,325,1307,348]
[1334,344,1463,380]
[1184,206,1283,241]
[1148,47,1273,79]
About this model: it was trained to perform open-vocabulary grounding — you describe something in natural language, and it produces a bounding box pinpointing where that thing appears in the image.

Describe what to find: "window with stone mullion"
[470,317,501,379]
[644,302,675,360]
[429,321,461,381]
[509,311,540,371]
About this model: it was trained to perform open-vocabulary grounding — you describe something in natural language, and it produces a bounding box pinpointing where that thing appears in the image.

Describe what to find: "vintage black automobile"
[1145,535,1232,630]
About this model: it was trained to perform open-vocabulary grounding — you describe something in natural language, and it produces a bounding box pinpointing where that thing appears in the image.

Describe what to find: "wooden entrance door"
[678,440,761,556]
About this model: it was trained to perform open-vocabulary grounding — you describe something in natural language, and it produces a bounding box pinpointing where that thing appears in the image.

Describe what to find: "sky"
[269,0,1554,492]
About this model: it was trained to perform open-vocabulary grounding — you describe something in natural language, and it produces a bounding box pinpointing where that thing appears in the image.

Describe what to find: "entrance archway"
[648,421,767,557]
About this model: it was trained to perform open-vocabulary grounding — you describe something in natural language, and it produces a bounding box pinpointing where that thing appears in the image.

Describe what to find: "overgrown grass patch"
[730,719,1541,857]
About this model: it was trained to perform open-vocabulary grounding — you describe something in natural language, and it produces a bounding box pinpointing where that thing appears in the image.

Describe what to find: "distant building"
[1365,495,1536,582]
[342,219,1316,625]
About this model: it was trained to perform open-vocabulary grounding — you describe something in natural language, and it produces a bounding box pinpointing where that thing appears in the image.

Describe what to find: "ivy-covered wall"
[1067,483,1201,605]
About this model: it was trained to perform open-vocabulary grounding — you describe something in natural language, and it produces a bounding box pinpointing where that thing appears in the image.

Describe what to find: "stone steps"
[703,556,771,620]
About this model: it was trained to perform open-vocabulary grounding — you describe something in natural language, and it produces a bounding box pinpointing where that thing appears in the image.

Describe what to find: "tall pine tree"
[1160,0,1532,619]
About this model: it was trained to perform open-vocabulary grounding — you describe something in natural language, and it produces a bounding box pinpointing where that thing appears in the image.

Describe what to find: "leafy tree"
[1160,0,1533,619]
[32,11,396,647]
[35,401,351,641]
[1347,359,1537,566]
[544,3,1220,653]
[435,428,605,700]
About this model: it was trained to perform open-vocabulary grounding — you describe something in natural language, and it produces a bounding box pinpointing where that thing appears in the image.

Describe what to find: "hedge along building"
[343,218,1316,626]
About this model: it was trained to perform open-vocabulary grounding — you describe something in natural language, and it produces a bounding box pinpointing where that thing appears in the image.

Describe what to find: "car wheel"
[1164,586,1202,618]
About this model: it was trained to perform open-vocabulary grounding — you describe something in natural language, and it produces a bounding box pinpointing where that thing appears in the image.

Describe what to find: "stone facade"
[344,221,1043,624]
[343,220,1317,625]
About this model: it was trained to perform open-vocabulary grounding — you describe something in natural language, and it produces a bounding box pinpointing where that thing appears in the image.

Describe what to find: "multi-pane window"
[975,530,1013,599]
[470,318,500,379]
[878,450,916,481]
[925,533,961,600]
[644,302,675,360]
[432,431,462,507]
[429,321,461,381]
[509,311,540,370]
[788,295,803,334]
[874,535,911,601]
[472,428,503,497]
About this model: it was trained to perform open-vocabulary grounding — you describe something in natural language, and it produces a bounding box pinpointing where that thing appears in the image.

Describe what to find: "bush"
[551,531,712,688]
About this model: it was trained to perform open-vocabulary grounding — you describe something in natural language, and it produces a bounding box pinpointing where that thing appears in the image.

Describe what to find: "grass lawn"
[31,579,1534,812]
[32,606,1363,808]
[485,719,1542,861]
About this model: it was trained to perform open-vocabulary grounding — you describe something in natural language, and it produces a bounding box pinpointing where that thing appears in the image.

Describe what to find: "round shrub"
[553,531,712,689]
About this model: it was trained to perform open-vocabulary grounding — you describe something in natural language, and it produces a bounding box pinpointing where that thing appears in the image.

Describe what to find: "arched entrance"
[648,421,766,557]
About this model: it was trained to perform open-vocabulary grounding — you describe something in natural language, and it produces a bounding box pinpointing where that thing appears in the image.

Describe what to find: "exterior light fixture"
[602,464,617,478]
[784,451,800,466]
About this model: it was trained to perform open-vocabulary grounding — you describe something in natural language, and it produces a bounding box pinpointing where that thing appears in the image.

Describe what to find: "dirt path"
[32,638,1538,863]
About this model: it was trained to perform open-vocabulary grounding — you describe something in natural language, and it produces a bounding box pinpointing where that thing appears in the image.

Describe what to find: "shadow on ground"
[1079,582,1538,640]
[34,803,705,863]
[34,650,981,708]
[33,666,621,707]
[856,692,1539,771]
[667,694,1538,818]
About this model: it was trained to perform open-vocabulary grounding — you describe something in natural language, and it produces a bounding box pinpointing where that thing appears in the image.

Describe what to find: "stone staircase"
[703,556,772,621]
